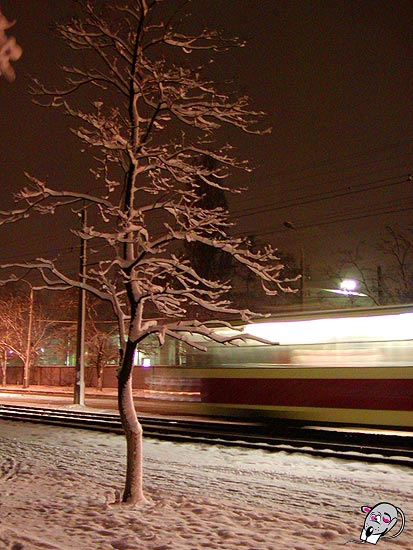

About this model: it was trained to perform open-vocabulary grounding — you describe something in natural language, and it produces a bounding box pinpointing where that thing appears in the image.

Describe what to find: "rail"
[0,404,412,466]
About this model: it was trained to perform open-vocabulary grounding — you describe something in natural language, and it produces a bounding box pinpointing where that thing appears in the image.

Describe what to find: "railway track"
[0,404,412,466]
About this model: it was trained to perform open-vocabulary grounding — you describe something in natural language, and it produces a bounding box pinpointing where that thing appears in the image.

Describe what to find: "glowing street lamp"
[323,278,367,299]
[340,279,358,294]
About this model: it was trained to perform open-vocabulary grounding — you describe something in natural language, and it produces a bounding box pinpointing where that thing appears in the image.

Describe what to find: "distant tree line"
[328,224,413,305]
[0,284,119,387]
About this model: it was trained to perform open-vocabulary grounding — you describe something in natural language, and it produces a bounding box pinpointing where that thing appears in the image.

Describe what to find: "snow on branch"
[0,258,119,309]
[0,0,294,361]
[154,318,278,351]
[166,224,293,295]
[0,8,22,83]
[17,175,114,210]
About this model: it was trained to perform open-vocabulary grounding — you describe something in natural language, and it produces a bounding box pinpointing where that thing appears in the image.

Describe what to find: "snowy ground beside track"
[0,418,412,550]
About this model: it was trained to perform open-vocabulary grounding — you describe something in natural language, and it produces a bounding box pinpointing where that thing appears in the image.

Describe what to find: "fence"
[3,365,146,389]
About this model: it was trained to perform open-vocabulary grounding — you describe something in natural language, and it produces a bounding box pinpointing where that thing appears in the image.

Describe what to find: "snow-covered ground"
[0,418,411,550]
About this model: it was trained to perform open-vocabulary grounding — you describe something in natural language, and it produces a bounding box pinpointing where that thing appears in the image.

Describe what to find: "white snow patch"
[0,419,411,549]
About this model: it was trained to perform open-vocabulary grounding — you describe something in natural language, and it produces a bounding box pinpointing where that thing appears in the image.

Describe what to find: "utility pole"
[23,286,34,388]
[74,206,87,406]
[299,246,305,309]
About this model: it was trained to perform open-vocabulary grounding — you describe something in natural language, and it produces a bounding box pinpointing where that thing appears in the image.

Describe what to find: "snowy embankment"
[0,418,411,550]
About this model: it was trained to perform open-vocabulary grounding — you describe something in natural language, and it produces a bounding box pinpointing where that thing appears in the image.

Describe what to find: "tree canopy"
[0,0,293,504]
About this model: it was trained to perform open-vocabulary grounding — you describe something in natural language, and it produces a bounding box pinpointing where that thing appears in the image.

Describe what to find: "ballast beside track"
[0,404,412,466]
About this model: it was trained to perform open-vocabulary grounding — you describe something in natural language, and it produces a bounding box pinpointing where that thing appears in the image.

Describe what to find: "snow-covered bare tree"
[0,1,292,504]
[0,283,50,386]
[85,299,119,390]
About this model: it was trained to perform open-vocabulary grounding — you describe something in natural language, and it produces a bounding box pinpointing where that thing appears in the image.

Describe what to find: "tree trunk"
[1,349,6,386]
[117,340,145,504]
[96,344,104,391]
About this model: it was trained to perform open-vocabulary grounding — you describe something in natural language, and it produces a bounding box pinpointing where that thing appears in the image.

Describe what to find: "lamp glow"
[341,279,357,293]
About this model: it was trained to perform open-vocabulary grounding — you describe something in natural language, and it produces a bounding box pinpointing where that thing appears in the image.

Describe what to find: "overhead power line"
[229,173,411,221]
[248,200,413,239]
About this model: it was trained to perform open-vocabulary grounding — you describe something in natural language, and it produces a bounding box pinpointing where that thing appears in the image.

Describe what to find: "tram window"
[291,343,384,367]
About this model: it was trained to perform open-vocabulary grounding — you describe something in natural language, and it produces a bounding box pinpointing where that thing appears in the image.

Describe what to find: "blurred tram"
[141,305,413,428]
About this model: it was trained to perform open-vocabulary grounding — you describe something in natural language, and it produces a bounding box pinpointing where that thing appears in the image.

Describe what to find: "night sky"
[0,0,412,290]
